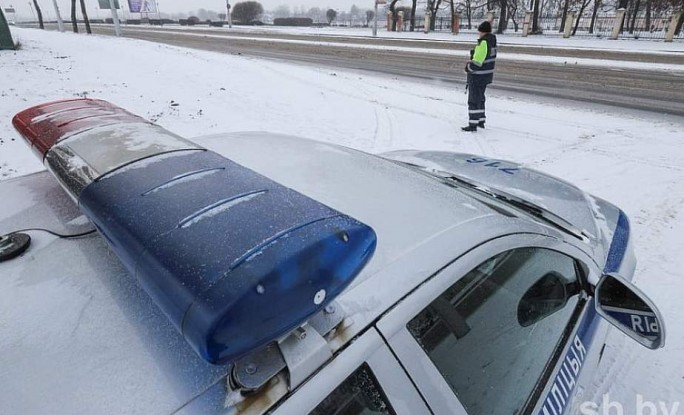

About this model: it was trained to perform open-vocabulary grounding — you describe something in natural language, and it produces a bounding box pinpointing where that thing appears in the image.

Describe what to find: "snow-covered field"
[2,27,683,411]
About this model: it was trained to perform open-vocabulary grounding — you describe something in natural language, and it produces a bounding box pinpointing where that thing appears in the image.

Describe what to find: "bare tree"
[306,7,325,23]
[498,0,509,32]
[232,1,264,23]
[507,0,521,30]
[350,4,360,24]
[70,0,78,33]
[338,10,350,25]
[326,8,337,24]
[465,0,473,28]
[572,0,592,34]
[426,0,444,30]
[33,0,45,29]
[388,0,399,30]
[588,0,601,33]
[273,5,290,18]
[532,0,541,32]
[233,1,264,23]
[629,0,641,33]
[494,0,524,32]
[410,0,418,30]
[447,0,456,31]
[366,9,375,26]
[80,0,91,34]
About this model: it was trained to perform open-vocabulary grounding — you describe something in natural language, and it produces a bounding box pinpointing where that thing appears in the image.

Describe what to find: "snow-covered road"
[117,28,684,72]
[2,27,683,412]
[107,23,684,54]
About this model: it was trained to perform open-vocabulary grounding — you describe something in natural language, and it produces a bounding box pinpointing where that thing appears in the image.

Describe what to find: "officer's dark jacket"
[466,33,497,84]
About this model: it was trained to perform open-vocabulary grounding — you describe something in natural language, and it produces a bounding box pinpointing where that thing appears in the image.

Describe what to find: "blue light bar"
[78,150,377,364]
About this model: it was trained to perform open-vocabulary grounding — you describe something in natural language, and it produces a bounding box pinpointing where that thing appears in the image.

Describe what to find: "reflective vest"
[467,33,497,83]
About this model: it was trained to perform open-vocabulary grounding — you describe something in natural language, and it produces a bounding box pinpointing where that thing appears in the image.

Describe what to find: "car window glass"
[407,248,581,415]
[309,363,396,415]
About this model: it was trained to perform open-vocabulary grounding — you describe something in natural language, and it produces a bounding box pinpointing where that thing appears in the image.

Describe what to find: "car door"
[272,327,431,415]
[376,233,606,415]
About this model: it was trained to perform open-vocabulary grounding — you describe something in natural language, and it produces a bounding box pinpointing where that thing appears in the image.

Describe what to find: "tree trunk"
[389,0,399,31]
[506,1,519,30]
[79,0,91,34]
[70,0,78,33]
[644,0,651,31]
[467,0,472,29]
[429,0,442,30]
[410,0,417,31]
[449,0,455,32]
[629,0,640,33]
[589,0,601,33]
[33,0,45,29]
[497,0,508,33]
[572,0,590,35]
[532,0,540,32]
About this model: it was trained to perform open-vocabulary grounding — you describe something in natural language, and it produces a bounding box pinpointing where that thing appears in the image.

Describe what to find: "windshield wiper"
[414,166,590,242]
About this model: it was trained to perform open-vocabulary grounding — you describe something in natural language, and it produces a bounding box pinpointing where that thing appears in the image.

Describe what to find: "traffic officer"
[462,21,497,132]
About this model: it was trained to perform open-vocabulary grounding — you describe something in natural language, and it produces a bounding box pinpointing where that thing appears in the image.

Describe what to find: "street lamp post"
[373,0,386,37]
[226,0,232,28]
[373,1,377,36]
[108,0,121,36]
[50,0,65,32]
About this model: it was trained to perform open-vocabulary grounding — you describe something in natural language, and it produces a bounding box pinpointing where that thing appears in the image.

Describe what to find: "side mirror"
[595,274,665,349]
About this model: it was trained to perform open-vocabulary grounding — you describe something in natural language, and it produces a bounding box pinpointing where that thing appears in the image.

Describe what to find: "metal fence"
[405,16,453,32]
[397,12,683,40]
[534,13,679,39]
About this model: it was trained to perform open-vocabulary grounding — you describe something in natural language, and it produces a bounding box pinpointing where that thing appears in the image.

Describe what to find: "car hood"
[381,151,634,276]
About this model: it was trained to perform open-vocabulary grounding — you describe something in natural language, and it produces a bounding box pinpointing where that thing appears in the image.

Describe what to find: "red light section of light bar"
[12,98,149,159]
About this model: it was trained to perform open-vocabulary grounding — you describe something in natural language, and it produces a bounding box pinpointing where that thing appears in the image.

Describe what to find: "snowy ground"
[2,27,684,411]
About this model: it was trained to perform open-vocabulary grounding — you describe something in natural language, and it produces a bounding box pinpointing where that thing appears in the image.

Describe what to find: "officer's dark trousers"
[467,79,488,126]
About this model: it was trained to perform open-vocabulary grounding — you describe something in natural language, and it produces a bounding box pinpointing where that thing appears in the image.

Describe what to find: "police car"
[0,99,665,415]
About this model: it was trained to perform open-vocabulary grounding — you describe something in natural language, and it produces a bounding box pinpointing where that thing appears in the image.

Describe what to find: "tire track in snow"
[249,63,404,151]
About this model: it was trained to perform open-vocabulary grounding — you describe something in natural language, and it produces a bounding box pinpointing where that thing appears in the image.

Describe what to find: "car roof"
[0,133,541,415]
[198,132,501,285]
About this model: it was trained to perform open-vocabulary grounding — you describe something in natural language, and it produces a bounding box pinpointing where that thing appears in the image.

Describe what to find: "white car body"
[0,100,662,415]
